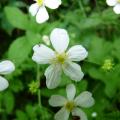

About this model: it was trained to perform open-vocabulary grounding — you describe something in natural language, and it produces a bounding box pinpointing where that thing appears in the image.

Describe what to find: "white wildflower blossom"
[29,0,61,23]
[49,84,95,120]
[32,28,88,89]
[106,0,120,14]
[0,60,15,91]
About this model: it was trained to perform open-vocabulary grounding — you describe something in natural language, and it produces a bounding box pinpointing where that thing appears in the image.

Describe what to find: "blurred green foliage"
[0,0,120,120]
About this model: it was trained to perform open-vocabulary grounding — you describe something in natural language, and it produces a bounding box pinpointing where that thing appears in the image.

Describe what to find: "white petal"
[36,6,49,24]
[0,60,15,75]
[45,0,61,9]
[66,84,76,100]
[50,28,69,53]
[49,95,67,107]
[74,91,95,108]
[29,3,39,16]
[106,0,117,6]
[32,44,55,64]
[72,107,88,120]
[45,64,62,89]
[55,107,70,120]
[0,76,9,91]
[67,45,88,62]
[63,62,84,81]
[113,4,120,14]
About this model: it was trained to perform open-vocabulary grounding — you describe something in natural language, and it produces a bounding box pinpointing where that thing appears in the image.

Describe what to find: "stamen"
[37,0,43,6]
[117,0,120,3]
[65,101,75,112]
[56,53,67,64]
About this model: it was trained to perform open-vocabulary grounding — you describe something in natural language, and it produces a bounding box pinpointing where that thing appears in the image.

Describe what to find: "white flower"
[0,60,15,91]
[29,0,61,23]
[32,28,88,89]
[106,0,120,14]
[49,84,95,120]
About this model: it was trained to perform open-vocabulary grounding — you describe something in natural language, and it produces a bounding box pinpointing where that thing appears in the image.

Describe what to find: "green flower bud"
[29,81,39,94]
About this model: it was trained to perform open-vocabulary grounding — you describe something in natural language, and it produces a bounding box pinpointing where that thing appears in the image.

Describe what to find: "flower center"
[117,0,120,3]
[65,101,75,112]
[56,53,67,64]
[37,0,43,6]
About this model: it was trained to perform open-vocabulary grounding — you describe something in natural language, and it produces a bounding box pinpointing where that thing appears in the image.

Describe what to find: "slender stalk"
[0,100,2,113]
[78,0,87,18]
[38,89,41,107]
[36,64,42,107]
[95,0,100,13]
[84,60,101,66]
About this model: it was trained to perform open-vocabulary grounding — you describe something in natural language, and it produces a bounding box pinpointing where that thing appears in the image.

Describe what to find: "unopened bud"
[91,112,97,118]
[42,35,50,46]
[29,81,39,94]
[101,59,114,71]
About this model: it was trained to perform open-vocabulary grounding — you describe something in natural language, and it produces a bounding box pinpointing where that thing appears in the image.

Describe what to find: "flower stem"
[38,89,41,107]
[95,0,100,13]
[78,0,87,18]
[84,60,101,66]
[36,64,42,107]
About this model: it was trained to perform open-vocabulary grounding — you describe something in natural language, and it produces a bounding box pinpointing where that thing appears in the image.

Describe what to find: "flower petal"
[67,45,88,62]
[74,91,95,108]
[0,76,9,91]
[63,62,84,81]
[32,44,55,64]
[29,3,39,16]
[45,0,61,9]
[106,0,117,6]
[0,60,15,75]
[36,6,49,24]
[113,4,120,14]
[72,107,88,120]
[50,28,69,53]
[45,64,62,89]
[55,107,70,120]
[49,95,67,107]
[66,84,76,100]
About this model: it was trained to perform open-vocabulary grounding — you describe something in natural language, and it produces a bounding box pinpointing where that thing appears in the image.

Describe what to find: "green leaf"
[3,91,15,113]
[16,110,28,120]
[26,31,41,46]
[4,6,29,30]
[8,36,31,67]
[88,65,120,97]
[88,36,112,64]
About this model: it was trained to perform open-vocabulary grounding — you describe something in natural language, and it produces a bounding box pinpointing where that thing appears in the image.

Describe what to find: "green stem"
[38,90,41,107]
[36,64,42,107]
[78,0,87,18]
[0,100,2,113]
[84,60,101,66]
[95,0,100,13]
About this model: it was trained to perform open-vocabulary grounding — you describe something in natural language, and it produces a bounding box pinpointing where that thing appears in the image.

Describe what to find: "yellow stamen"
[65,101,75,112]
[37,0,43,6]
[56,53,67,64]
[117,0,120,3]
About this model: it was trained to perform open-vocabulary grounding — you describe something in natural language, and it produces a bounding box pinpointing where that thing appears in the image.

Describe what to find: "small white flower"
[29,0,61,23]
[49,84,95,120]
[0,60,15,91]
[32,28,88,89]
[106,0,120,14]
